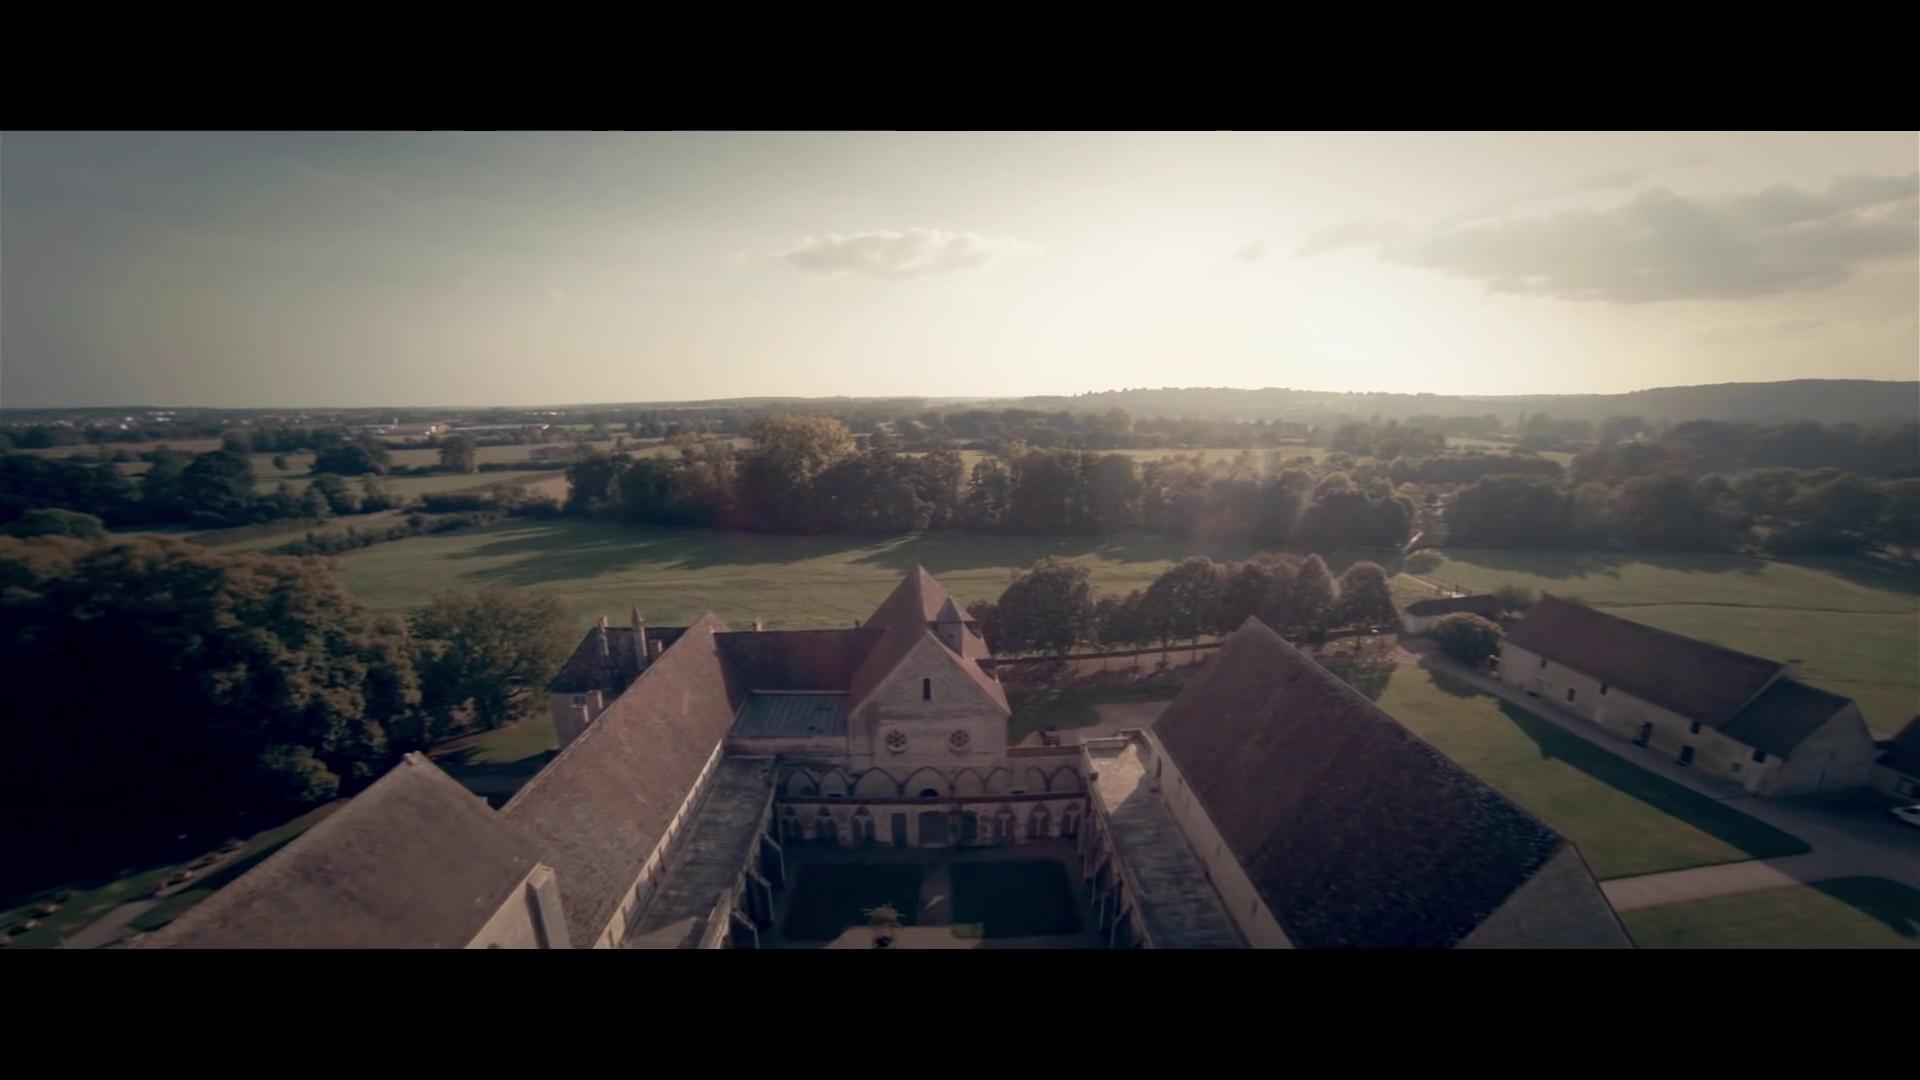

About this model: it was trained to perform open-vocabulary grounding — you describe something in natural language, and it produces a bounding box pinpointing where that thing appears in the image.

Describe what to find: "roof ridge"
[1533,594,1786,672]
[506,610,727,815]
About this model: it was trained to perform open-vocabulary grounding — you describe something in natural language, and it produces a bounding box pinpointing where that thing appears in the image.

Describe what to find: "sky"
[2,131,1916,408]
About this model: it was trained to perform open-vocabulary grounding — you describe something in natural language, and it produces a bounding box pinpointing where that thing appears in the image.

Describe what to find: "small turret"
[631,607,648,672]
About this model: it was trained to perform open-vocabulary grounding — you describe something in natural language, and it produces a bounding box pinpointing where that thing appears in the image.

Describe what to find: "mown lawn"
[950,860,1082,939]
[336,518,1314,635]
[1622,877,1920,949]
[782,864,924,941]
[1398,548,1919,733]
[1376,665,1810,880]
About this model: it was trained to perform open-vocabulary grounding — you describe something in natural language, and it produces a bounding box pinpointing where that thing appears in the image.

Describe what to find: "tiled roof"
[1720,677,1853,758]
[548,625,689,694]
[713,628,880,692]
[504,612,744,945]
[143,754,539,949]
[1155,618,1600,949]
[1506,595,1783,725]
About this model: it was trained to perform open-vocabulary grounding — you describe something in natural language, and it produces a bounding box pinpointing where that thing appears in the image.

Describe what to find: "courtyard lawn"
[336,517,1302,636]
[1621,877,1920,949]
[1398,548,1920,733]
[949,860,1083,939]
[781,864,925,941]
[1376,665,1810,880]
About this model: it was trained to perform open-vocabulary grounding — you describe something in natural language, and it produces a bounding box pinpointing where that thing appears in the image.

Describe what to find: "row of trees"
[564,415,1427,548]
[1446,468,1919,554]
[0,535,571,868]
[971,554,1401,657]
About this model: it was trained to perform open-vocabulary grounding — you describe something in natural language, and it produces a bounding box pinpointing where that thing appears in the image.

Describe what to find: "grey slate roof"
[731,693,849,737]
[1155,618,1601,949]
[143,754,539,949]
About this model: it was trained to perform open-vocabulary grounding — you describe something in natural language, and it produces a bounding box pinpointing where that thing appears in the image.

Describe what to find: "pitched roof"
[1879,716,1920,776]
[864,564,953,630]
[503,611,744,946]
[548,626,689,694]
[1405,594,1504,618]
[1506,595,1783,725]
[848,567,1008,714]
[712,628,881,691]
[1720,677,1854,758]
[144,754,539,949]
[1155,618,1591,949]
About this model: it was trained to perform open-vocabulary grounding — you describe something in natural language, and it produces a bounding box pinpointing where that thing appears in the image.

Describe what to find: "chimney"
[631,607,648,672]
[596,616,611,661]
[753,618,765,632]
[648,638,664,660]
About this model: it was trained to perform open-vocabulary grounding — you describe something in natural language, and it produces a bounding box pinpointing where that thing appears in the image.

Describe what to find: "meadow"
[337,517,1282,632]
[1398,548,1919,734]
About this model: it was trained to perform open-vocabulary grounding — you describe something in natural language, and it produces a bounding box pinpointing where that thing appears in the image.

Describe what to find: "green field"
[1621,877,1920,949]
[337,518,1287,635]
[1399,548,1920,733]
[949,860,1082,938]
[1376,665,1810,880]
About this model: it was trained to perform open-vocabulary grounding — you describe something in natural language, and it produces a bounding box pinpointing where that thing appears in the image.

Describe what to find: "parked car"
[1892,805,1920,830]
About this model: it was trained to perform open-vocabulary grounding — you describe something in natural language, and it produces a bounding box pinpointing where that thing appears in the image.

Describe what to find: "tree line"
[967,553,1403,658]
[565,414,1427,548]
[0,535,574,874]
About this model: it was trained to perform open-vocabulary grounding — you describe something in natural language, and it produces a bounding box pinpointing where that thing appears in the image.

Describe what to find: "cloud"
[773,228,1039,279]
[1694,318,1833,345]
[1304,173,1916,303]
[1234,241,1267,262]
[1432,168,1650,230]
[1295,220,1408,256]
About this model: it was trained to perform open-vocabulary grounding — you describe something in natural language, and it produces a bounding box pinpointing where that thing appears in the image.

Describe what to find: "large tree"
[992,557,1098,656]
[439,433,479,474]
[412,586,570,730]
[1432,613,1501,667]
[1334,561,1398,630]
[0,536,425,862]
[1144,556,1226,648]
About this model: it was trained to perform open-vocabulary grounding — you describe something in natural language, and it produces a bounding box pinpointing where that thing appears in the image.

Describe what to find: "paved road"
[1404,641,1920,911]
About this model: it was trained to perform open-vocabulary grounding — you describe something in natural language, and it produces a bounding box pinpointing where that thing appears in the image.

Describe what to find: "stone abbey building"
[147,568,1627,949]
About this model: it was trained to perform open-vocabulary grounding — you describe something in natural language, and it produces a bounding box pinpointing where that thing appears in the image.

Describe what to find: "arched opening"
[919,788,941,799]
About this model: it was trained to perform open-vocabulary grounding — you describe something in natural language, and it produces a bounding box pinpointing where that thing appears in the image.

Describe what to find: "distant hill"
[985,380,1919,425]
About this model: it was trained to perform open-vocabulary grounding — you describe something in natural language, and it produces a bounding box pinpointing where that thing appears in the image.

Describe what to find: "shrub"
[1432,613,1501,667]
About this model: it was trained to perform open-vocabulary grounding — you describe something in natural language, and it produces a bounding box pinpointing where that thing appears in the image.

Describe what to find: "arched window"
[923,678,932,701]
[1029,806,1052,840]
[919,788,941,799]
